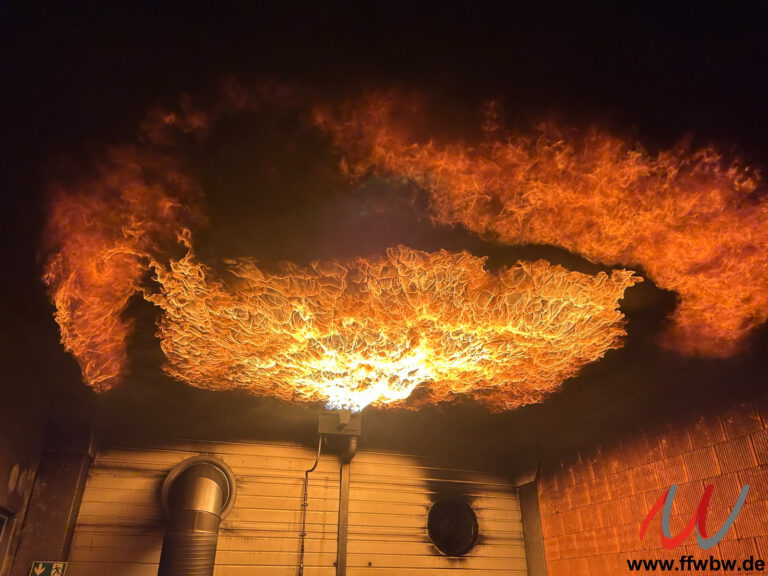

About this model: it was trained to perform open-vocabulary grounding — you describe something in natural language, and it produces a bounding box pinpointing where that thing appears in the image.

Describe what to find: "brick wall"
[538,381,768,575]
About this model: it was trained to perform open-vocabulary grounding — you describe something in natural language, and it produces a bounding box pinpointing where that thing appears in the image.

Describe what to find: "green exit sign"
[28,562,67,576]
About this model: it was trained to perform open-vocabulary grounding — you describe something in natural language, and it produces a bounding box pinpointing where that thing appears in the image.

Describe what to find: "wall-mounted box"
[318,409,362,436]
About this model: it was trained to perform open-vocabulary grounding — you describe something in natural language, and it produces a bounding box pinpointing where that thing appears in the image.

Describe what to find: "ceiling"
[3,1,768,465]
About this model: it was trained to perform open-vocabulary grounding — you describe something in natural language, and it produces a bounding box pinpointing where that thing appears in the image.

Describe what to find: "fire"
[315,92,768,356]
[41,84,638,410]
[146,235,638,410]
[42,147,203,391]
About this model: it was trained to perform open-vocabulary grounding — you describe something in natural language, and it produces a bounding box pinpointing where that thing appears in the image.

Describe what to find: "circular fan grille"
[427,498,479,556]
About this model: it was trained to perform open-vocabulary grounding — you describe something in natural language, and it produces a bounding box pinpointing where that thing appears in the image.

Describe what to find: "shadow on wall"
[0,332,48,576]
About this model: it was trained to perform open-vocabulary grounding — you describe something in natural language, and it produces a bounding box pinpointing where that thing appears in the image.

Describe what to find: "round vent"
[427,498,479,556]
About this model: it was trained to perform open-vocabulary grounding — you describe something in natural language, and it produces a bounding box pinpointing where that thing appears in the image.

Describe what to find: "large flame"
[42,147,203,391]
[146,235,637,410]
[315,92,768,356]
[41,85,640,410]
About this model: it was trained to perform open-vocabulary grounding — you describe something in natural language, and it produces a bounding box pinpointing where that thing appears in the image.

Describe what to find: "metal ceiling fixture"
[297,408,361,576]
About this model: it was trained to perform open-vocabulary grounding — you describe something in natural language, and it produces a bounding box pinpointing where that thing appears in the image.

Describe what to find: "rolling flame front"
[315,92,768,357]
[146,236,637,410]
[43,82,765,411]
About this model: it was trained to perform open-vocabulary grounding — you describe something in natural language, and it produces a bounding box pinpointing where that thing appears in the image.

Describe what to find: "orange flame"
[41,86,638,410]
[315,92,768,356]
[146,235,637,410]
[42,147,203,391]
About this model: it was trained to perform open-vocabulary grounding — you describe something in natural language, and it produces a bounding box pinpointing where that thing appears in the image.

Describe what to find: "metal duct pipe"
[317,409,361,576]
[158,456,236,576]
[340,435,358,463]
[335,437,357,576]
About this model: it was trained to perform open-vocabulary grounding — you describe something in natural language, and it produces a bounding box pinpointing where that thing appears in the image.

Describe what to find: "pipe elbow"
[158,456,236,576]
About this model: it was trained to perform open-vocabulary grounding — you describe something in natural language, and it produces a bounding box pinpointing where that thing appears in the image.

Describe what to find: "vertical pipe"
[335,435,357,576]
[335,459,351,576]
[519,482,548,576]
[298,436,323,576]
[158,457,236,576]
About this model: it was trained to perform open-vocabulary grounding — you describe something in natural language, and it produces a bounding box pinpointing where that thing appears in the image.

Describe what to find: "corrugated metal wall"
[68,440,527,576]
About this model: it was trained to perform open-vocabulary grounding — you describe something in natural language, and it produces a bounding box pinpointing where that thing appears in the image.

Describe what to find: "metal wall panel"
[68,440,527,576]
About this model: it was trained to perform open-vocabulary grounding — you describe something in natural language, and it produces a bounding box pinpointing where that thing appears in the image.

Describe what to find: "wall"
[68,439,527,575]
[537,379,768,576]
[0,333,48,576]
[8,416,92,576]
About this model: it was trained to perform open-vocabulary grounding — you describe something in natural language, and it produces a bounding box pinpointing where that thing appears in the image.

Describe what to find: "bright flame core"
[146,237,637,410]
